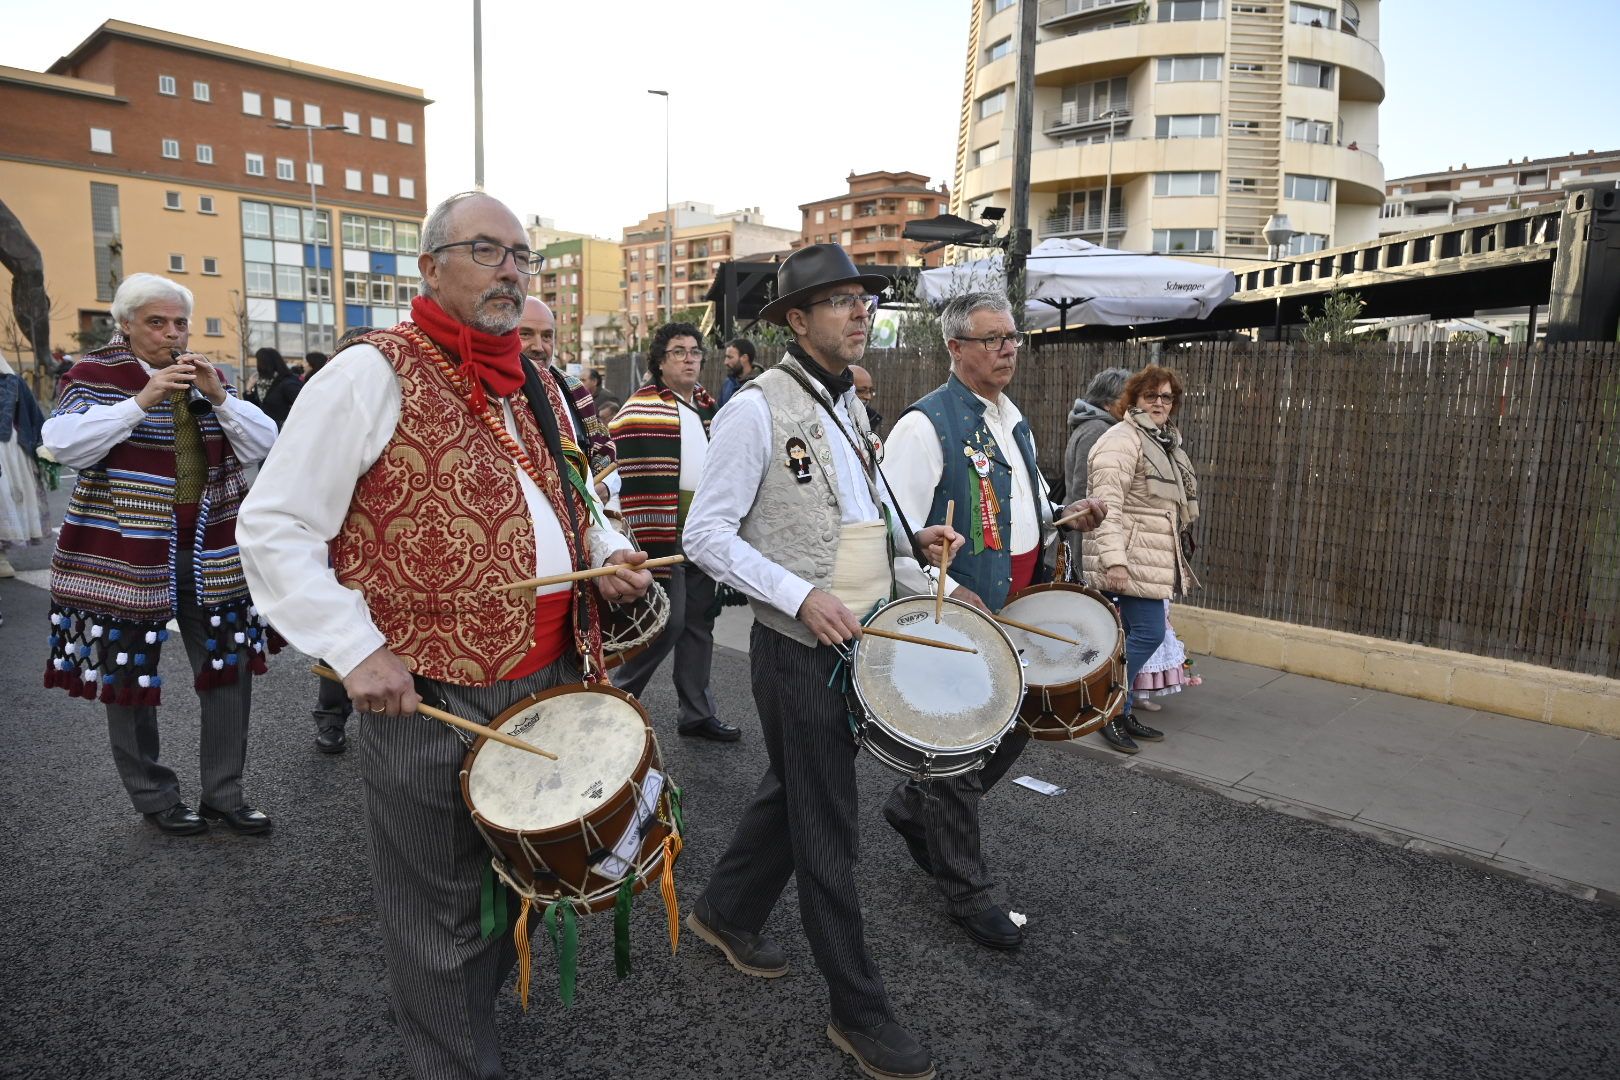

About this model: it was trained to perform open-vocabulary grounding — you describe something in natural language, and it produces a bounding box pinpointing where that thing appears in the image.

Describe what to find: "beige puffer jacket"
[1082,413,1200,600]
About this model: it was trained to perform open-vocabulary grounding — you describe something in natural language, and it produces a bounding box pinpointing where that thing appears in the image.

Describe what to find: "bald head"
[417,191,531,332]
[518,296,556,365]
[849,364,874,401]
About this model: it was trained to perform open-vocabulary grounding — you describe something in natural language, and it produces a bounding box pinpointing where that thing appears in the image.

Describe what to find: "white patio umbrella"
[918,237,1237,331]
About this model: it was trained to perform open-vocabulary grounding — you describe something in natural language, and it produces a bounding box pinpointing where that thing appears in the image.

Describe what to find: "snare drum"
[997,583,1127,741]
[459,684,680,914]
[598,509,670,671]
[848,595,1025,779]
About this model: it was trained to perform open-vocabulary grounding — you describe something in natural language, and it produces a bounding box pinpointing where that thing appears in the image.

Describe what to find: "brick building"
[620,202,798,334]
[0,20,429,369]
[796,170,952,268]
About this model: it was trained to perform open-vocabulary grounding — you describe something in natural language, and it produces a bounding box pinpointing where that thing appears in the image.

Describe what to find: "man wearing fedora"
[682,244,961,1080]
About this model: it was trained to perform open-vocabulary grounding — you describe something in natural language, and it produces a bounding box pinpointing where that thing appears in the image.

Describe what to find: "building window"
[399,178,416,200]
[196,144,214,165]
[199,195,216,214]
[345,169,362,191]
[1152,229,1216,253]
[90,127,113,154]
[814,209,825,224]
[276,158,296,181]
[342,111,361,134]
[302,208,331,244]
[1288,60,1334,89]
[370,117,387,139]
[205,317,224,336]
[161,138,180,159]
[158,75,177,96]
[342,215,366,248]
[1156,114,1219,139]
[1157,55,1222,82]
[1159,0,1221,20]
[246,153,265,176]
[168,254,186,273]
[1288,2,1335,28]
[1285,174,1332,201]
[990,0,1014,12]
[369,218,395,250]
[306,162,325,186]
[372,174,390,196]
[276,264,304,298]
[841,230,853,245]
[1229,176,1257,194]
[1286,117,1334,144]
[985,37,1013,62]
[1155,171,1219,196]
[1230,119,1260,135]
[906,199,926,214]
[978,89,1007,119]
[164,191,182,211]
[202,256,220,275]
[343,271,369,301]
[272,205,302,240]
[304,103,321,126]
[246,261,274,296]
[242,91,261,116]
[369,277,396,305]
[273,97,292,122]
[396,222,420,255]
[305,268,332,300]
[193,81,211,102]
[1286,233,1329,256]
[975,143,1000,167]
[397,122,414,144]
[242,202,272,238]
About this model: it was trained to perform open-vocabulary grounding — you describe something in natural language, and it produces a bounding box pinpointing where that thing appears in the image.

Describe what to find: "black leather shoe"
[1123,714,1164,741]
[685,896,787,977]
[950,905,1023,951]
[1101,717,1139,754]
[881,802,933,877]
[678,716,742,742]
[199,803,273,835]
[314,726,348,754]
[144,802,206,836]
[828,1019,935,1080]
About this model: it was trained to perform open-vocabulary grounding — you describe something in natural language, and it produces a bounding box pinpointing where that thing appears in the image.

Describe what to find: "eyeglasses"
[855,386,877,399]
[805,293,879,316]
[431,241,544,274]
[662,346,705,361]
[1140,392,1176,404]
[955,333,1026,351]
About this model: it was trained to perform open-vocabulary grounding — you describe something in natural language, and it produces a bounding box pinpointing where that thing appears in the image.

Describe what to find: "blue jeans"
[1107,594,1167,718]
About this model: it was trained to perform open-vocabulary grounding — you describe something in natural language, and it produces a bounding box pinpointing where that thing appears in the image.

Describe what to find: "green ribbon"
[668,785,685,836]
[562,449,605,528]
[613,871,637,979]
[968,486,989,555]
[544,900,579,1006]
[479,862,508,940]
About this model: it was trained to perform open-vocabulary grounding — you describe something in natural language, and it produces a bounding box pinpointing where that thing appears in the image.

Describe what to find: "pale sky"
[2,1,1615,239]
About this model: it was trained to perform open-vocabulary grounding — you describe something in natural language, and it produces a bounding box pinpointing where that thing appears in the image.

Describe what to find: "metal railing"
[1039,0,1141,24]
[1042,101,1131,133]
[1040,206,1128,237]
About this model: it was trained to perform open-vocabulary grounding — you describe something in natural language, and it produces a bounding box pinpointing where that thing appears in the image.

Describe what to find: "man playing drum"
[881,290,1105,951]
[682,244,962,1080]
[239,191,653,1080]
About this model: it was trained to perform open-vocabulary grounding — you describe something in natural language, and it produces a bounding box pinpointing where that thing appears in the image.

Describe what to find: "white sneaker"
[0,554,15,578]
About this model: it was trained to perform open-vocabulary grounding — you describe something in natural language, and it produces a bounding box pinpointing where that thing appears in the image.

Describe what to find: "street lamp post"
[1099,108,1125,249]
[648,89,671,322]
[1263,213,1296,342]
[274,121,347,350]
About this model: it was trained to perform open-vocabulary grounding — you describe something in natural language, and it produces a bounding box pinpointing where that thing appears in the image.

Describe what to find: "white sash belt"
[829,521,891,617]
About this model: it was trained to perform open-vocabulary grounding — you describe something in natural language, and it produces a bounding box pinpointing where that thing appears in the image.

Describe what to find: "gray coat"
[1063,399,1117,566]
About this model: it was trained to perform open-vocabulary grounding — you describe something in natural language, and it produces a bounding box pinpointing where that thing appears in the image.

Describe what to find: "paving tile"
[1179,708,1316,752]
[1457,710,1590,755]
[1564,732,1620,777]
[1525,785,1620,830]
[1237,733,1418,816]
[1358,787,1525,857]
[1497,813,1620,895]
[1320,698,1471,755]
[1235,673,1365,725]
[1119,728,1279,785]
[1341,687,1475,726]
[1179,654,1286,693]
[1394,752,1560,817]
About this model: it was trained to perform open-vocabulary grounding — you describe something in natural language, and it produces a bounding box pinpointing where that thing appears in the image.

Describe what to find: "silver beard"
[468,284,526,335]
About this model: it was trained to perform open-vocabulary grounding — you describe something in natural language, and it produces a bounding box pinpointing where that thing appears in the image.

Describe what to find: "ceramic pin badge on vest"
[809,421,824,440]
[786,437,814,483]
[966,444,992,479]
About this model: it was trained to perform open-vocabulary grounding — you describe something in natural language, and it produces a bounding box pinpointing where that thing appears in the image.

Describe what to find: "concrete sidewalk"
[714,607,1620,904]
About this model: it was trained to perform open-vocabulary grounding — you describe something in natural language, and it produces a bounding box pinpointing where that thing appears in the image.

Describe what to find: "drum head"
[853,596,1023,752]
[466,691,648,832]
[999,586,1120,686]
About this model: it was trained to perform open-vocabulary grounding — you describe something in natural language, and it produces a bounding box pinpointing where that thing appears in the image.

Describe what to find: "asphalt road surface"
[1,573,1616,1080]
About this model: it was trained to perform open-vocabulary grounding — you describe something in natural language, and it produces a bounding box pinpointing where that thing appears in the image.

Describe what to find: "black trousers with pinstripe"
[699,622,893,1030]
[882,729,1032,918]
[355,655,576,1080]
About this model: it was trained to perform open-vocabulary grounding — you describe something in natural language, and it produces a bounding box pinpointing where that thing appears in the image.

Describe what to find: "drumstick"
[1053,505,1100,529]
[310,665,559,761]
[935,498,955,623]
[592,461,619,484]
[993,615,1082,647]
[859,626,978,654]
[499,555,684,592]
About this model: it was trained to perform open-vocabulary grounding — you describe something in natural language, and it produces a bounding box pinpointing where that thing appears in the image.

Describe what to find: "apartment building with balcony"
[1379,149,1620,235]
[530,233,622,366]
[620,202,798,327]
[796,171,952,267]
[952,0,1385,261]
[0,20,429,363]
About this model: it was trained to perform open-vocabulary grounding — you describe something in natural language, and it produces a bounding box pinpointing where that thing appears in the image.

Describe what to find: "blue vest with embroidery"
[904,375,1045,612]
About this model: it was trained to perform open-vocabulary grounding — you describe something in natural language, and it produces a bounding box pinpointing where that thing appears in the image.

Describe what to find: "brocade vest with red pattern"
[331,323,604,686]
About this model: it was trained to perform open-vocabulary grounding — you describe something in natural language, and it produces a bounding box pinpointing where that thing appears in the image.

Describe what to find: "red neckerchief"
[409,295,523,412]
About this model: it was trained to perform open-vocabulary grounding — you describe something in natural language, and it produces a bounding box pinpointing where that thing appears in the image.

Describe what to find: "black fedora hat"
[759,243,891,326]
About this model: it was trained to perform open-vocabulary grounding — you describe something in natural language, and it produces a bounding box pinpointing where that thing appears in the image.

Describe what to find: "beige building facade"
[953,0,1385,261]
[1379,149,1620,235]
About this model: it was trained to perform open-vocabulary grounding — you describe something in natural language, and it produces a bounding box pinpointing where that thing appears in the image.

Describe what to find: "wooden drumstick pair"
[500,555,684,593]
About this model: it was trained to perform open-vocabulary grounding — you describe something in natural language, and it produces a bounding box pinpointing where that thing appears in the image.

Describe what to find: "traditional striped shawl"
[44,337,281,706]
[609,382,715,574]
[551,365,616,478]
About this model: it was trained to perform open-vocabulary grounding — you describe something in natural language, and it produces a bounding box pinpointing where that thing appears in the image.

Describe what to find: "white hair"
[111,273,193,326]
[938,290,1014,343]
[418,191,490,300]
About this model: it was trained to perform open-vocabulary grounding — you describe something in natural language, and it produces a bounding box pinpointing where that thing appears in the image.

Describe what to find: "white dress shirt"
[884,385,1054,555]
[237,343,628,678]
[43,358,278,470]
[683,375,935,620]
[674,390,709,492]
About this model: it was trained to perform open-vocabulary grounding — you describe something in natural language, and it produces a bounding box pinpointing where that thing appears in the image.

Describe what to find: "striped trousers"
[104,545,252,814]
[354,655,576,1080]
[700,623,893,1029]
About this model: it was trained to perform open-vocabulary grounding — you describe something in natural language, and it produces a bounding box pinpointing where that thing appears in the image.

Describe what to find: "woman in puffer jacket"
[1083,364,1201,754]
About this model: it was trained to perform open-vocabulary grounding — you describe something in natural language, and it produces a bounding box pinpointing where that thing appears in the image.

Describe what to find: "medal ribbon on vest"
[963,443,1003,554]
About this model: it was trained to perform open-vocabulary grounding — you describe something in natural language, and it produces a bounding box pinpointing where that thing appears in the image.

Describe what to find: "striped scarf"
[44,337,281,706]
[609,382,715,574]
